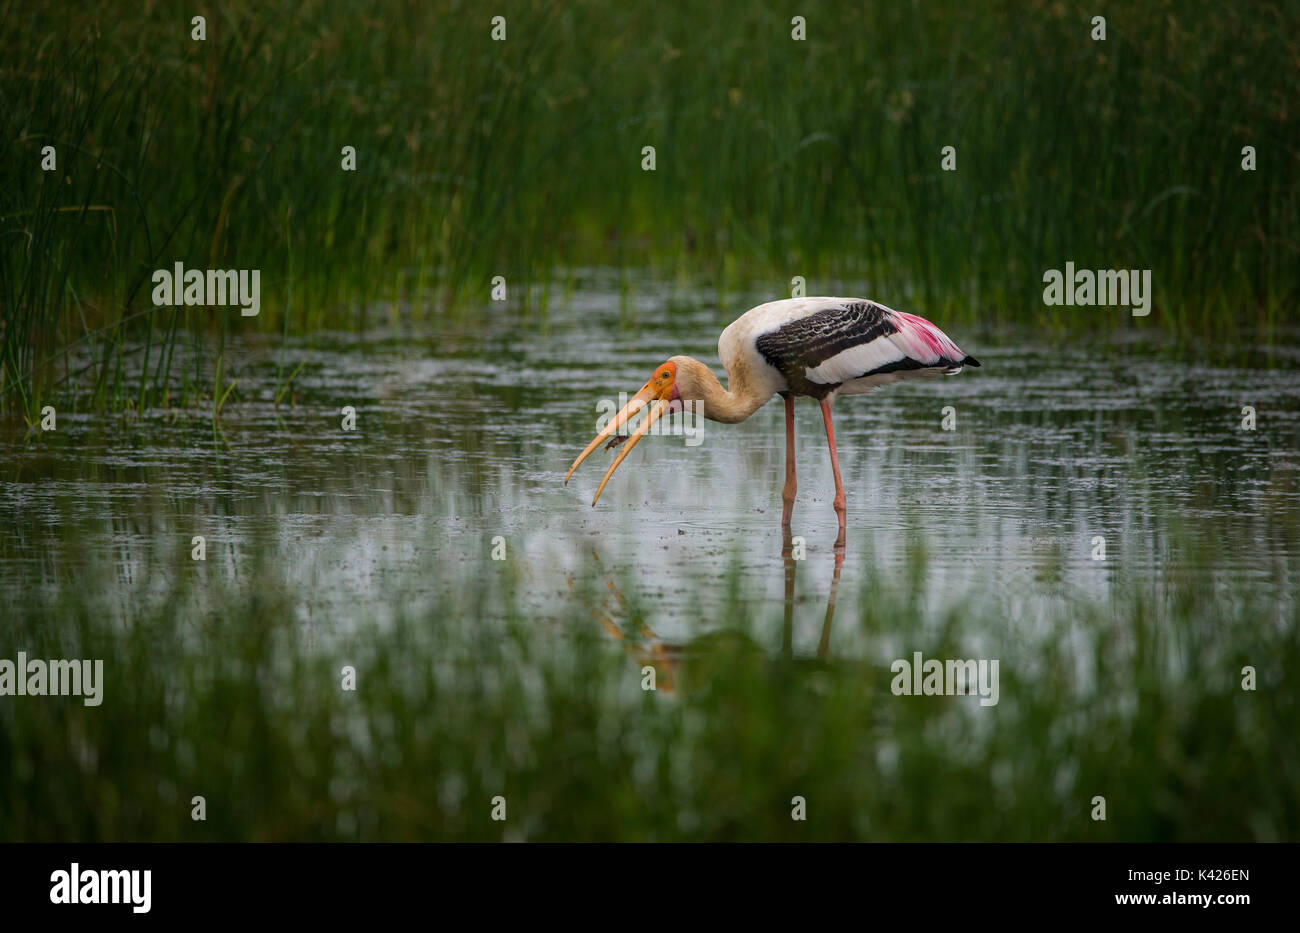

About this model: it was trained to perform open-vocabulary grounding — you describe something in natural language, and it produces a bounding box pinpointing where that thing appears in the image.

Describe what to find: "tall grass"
[2,0,1297,416]
[1,529,1295,841]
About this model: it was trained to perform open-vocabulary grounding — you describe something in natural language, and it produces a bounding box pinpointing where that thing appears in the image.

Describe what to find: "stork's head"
[564,358,684,505]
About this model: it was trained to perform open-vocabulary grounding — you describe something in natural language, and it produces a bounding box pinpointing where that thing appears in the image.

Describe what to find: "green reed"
[2,0,1296,417]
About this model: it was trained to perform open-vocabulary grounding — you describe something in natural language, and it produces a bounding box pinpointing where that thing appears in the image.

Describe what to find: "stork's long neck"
[682,356,772,424]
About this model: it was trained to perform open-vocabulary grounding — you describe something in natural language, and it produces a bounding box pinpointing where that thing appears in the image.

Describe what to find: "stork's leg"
[819,398,847,531]
[781,526,796,659]
[781,395,797,526]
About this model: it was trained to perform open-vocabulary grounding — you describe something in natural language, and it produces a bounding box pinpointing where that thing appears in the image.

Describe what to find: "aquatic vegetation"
[0,523,1295,842]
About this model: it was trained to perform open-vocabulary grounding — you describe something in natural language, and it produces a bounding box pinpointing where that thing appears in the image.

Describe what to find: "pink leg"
[819,398,846,531]
[781,396,797,525]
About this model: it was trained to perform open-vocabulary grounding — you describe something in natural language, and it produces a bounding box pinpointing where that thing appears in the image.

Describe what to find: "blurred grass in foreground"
[1,534,1295,842]
[2,0,1297,416]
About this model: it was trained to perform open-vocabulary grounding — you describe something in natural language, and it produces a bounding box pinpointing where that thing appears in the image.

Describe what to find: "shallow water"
[3,286,1299,657]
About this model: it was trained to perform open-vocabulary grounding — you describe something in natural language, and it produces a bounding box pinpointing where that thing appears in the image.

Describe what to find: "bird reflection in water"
[783,527,845,663]
[571,532,846,695]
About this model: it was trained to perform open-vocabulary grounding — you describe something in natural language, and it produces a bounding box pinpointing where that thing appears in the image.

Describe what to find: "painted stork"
[564,297,980,532]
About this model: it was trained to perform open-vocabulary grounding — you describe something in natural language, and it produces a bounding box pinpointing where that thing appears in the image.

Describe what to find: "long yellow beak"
[565,378,674,505]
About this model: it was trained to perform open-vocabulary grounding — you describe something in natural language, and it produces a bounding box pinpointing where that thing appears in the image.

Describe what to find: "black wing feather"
[754,301,899,397]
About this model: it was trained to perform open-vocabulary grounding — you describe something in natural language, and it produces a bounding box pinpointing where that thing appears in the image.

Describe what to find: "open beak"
[565,374,674,505]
